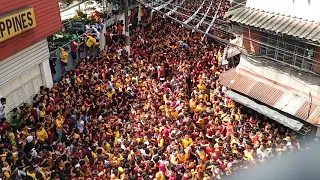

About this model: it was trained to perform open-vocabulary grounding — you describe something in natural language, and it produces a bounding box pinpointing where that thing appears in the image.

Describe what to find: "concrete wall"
[237,54,320,97]
[246,0,320,22]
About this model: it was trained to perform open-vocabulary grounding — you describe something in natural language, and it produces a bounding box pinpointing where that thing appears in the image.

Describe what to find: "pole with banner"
[124,0,130,55]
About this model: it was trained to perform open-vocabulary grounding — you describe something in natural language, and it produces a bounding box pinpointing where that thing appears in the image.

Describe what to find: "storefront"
[0,0,61,116]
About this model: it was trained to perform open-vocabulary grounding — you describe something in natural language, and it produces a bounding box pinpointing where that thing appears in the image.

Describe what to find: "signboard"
[0,8,37,43]
[69,21,85,33]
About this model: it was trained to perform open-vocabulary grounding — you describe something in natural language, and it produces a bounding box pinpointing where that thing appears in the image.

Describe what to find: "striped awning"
[219,68,320,126]
[225,7,320,43]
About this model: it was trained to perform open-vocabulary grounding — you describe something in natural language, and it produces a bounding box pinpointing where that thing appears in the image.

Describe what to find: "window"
[255,31,319,73]
[277,42,285,62]
[260,45,267,55]
[283,51,294,65]
[266,38,277,59]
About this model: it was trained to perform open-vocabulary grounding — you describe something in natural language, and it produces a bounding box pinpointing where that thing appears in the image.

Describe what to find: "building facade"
[0,0,61,116]
[221,0,320,136]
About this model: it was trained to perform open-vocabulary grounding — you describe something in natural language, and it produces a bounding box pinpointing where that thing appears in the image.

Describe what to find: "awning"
[219,68,320,125]
[226,90,304,132]
[225,7,320,43]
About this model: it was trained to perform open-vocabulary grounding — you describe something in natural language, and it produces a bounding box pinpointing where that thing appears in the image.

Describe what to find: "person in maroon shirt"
[70,40,78,66]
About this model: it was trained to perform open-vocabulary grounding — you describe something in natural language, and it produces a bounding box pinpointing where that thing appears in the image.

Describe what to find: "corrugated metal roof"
[295,102,317,121]
[307,107,320,125]
[219,69,320,125]
[227,7,320,42]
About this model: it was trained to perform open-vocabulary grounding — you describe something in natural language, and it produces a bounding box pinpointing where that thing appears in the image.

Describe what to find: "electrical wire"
[195,0,214,28]
[155,0,217,15]
[205,0,223,33]
[184,0,207,24]
[156,0,320,63]
[141,0,320,131]
[158,4,320,66]
[140,1,320,95]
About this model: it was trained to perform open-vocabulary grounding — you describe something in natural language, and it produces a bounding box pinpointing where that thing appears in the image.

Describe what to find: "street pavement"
[60,1,112,21]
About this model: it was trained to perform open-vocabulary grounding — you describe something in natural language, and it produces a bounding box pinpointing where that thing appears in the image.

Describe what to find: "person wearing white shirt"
[85,24,91,32]
[257,145,268,161]
[0,98,6,120]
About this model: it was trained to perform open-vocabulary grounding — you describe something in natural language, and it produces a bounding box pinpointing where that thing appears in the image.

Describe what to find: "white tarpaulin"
[227,37,242,58]
[226,90,304,132]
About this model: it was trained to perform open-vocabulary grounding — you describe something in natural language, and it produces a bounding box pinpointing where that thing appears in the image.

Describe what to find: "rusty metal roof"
[219,69,320,125]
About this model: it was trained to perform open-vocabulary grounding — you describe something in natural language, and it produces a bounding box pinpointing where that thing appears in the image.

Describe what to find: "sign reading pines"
[0,8,37,43]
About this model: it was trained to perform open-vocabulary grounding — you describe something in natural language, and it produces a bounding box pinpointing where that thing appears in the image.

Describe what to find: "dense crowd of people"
[0,6,304,180]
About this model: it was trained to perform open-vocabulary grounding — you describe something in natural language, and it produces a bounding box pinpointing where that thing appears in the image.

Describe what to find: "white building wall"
[246,0,320,22]
[237,55,320,97]
[0,39,53,118]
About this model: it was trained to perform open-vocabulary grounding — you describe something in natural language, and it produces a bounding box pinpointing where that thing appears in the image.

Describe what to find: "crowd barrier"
[50,44,99,82]
[49,13,124,82]
[49,4,145,82]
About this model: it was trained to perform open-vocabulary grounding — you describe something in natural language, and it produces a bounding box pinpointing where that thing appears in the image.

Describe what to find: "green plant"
[48,31,74,43]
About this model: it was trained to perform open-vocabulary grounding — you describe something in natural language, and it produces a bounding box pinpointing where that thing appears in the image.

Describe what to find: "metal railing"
[48,4,141,82]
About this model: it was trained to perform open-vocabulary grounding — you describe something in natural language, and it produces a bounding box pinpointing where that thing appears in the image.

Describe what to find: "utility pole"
[124,0,130,55]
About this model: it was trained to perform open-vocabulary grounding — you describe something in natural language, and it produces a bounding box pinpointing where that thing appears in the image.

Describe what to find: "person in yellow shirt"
[158,134,164,148]
[197,81,206,91]
[182,134,193,148]
[107,88,116,99]
[60,47,69,73]
[195,102,206,112]
[155,172,165,180]
[56,114,64,141]
[116,80,122,88]
[36,124,48,142]
[189,97,196,113]
[86,34,99,48]
[202,94,209,102]
[2,161,11,179]
[39,106,46,120]
[27,167,36,179]
[171,108,179,119]
[176,149,190,164]
[197,147,207,162]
